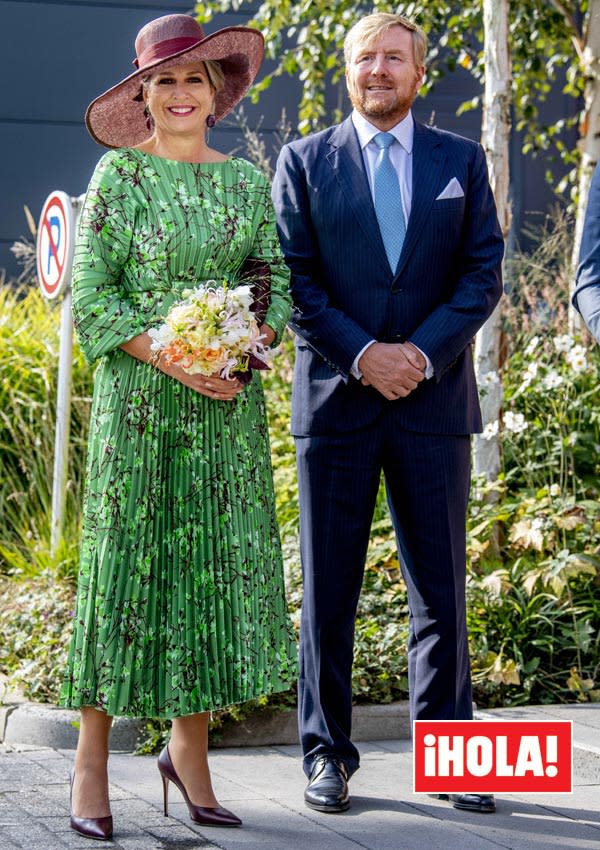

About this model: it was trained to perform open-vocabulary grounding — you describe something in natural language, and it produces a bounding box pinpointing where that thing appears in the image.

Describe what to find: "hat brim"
[86,26,264,149]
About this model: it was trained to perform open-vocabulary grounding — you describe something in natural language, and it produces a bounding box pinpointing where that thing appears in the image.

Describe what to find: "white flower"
[544,370,563,389]
[148,324,175,350]
[521,362,538,387]
[531,517,545,531]
[565,344,587,373]
[524,336,541,356]
[481,370,500,386]
[554,334,574,353]
[550,484,561,497]
[504,411,528,433]
[482,421,499,440]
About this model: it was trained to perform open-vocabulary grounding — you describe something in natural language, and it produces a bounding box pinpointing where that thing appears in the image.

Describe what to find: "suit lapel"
[325,117,448,280]
[326,118,390,273]
[394,121,446,280]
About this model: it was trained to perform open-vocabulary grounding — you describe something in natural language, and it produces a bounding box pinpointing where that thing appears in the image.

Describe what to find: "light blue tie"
[373,132,406,273]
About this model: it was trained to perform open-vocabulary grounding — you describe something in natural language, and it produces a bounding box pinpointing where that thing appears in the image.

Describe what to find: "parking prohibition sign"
[36,190,76,300]
[35,189,83,556]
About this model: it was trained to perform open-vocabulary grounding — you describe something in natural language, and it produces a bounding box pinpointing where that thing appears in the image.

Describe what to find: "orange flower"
[200,348,222,362]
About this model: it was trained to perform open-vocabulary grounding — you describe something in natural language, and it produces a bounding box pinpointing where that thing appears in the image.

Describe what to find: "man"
[574,161,600,340]
[272,13,504,815]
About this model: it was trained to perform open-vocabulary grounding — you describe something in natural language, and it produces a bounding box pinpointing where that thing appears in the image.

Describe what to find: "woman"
[59,14,297,840]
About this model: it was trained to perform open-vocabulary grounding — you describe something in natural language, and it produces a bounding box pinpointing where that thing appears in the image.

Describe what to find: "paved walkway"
[0,704,599,850]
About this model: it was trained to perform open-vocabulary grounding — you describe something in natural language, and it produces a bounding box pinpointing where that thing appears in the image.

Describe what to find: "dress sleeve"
[71,151,150,364]
[247,169,292,347]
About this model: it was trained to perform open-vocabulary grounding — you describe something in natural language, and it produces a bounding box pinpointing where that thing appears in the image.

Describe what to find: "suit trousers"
[295,405,473,778]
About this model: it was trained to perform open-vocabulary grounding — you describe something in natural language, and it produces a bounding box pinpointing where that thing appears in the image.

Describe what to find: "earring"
[206,113,216,128]
[143,105,154,131]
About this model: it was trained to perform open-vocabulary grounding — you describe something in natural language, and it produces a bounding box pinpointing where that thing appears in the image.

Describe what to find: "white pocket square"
[436,177,464,200]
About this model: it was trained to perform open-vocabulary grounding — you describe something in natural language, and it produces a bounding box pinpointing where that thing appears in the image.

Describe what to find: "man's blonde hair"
[344,13,428,68]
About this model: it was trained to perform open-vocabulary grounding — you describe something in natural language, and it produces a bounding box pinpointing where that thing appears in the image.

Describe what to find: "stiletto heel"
[161,772,170,817]
[157,745,242,827]
[69,769,113,841]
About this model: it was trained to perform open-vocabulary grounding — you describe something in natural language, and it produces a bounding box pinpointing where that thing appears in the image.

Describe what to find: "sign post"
[36,191,81,557]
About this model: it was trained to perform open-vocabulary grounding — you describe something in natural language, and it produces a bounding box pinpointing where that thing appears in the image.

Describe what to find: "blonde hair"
[143,59,225,93]
[203,59,225,94]
[344,13,428,68]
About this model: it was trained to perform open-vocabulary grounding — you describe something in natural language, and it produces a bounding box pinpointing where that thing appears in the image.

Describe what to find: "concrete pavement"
[0,703,599,850]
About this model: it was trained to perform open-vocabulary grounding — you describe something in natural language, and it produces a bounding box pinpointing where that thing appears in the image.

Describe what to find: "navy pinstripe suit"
[574,161,600,341]
[272,115,504,777]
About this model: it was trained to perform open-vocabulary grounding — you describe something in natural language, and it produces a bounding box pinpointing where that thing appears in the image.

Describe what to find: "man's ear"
[344,66,353,95]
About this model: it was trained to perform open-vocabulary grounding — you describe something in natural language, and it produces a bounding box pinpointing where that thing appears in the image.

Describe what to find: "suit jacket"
[272,116,504,437]
[574,161,600,342]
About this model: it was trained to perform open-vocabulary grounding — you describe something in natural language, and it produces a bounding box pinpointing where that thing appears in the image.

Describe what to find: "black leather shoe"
[430,793,496,813]
[450,793,496,813]
[304,757,350,813]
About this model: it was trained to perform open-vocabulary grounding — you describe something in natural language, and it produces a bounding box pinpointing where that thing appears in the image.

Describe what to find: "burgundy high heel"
[69,769,113,841]
[157,745,242,827]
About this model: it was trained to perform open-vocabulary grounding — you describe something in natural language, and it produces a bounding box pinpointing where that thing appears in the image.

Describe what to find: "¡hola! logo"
[413,720,572,794]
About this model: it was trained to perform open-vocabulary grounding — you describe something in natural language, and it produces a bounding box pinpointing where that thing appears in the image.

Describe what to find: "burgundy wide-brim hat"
[86,14,265,148]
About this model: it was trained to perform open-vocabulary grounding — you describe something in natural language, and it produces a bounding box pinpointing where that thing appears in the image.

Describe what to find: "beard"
[348,80,417,124]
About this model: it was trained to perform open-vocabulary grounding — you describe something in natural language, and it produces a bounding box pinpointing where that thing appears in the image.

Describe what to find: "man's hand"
[402,341,427,372]
[358,342,426,400]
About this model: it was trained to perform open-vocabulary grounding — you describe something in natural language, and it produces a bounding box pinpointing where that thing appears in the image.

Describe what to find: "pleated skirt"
[60,350,297,718]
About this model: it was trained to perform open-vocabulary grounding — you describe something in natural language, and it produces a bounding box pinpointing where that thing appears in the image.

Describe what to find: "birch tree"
[473,0,512,483]
[570,2,600,316]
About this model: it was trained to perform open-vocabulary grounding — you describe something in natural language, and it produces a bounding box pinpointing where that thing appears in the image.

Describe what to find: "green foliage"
[262,332,298,532]
[509,1,584,197]
[0,286,92,579]
[465,213,600,705]
[353,562,409,703]
[466,552,600,705]
[501,211,600,495]
[0,574,73,702]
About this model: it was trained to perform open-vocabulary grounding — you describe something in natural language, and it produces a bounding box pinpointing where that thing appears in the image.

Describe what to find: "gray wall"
[0,0,575,280]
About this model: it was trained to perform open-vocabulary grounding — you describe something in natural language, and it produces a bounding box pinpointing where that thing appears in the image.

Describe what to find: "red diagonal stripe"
[43,209,64,278]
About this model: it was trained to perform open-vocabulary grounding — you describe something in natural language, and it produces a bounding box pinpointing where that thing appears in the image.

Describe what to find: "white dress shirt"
[349,109,433,380]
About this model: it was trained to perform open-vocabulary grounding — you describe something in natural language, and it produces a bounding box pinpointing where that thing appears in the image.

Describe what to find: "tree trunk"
[570,1,600,328]
[473,0,512,484]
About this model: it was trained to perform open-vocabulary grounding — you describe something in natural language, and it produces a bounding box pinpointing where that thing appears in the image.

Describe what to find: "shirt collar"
[351,109,414,154]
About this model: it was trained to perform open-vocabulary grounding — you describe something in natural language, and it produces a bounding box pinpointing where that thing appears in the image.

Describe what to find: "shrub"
[462,214,600,704]
[0,574,73,701]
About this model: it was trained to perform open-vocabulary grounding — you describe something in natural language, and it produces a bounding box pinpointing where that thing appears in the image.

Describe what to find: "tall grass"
[0,285,92,579]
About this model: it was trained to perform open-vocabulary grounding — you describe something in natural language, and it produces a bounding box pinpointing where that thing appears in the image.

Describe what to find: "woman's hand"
[164,363,244,400]
[259,323,276,346]
[120,333,244,400]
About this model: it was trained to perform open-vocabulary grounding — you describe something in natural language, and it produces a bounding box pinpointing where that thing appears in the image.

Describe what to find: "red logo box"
[413,720,572,794]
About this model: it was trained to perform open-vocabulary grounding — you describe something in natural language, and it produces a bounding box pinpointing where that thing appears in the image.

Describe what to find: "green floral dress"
[60,149,297,719]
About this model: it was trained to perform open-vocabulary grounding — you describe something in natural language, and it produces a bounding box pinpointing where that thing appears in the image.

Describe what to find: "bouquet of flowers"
[148,281,270,383]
